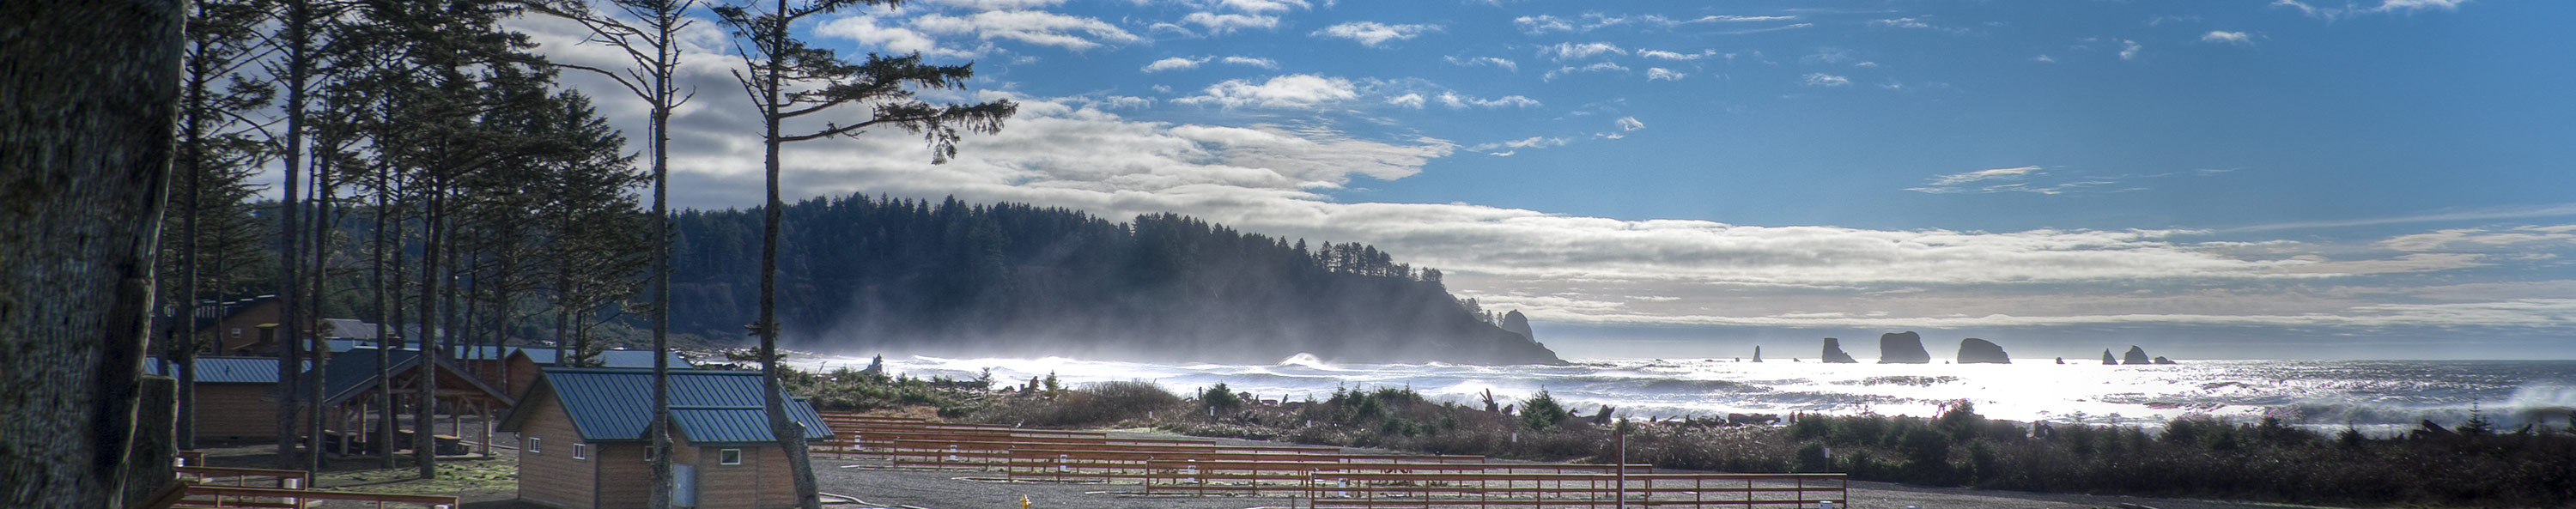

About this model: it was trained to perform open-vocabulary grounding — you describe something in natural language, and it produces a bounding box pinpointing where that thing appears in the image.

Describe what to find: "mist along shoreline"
[785,363,2576,509]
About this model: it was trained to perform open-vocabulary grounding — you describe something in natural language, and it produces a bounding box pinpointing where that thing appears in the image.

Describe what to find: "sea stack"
[2055,357,2065,365]
[2123,346,2153,365]
[1500,310,1536,342]
[1877,331,1932,364]
[1753,346,1763,362]
[2101,349,2117,365]
[1956,338,2010,364]
[2153,356,2178,365]
[1820,338,1859,363]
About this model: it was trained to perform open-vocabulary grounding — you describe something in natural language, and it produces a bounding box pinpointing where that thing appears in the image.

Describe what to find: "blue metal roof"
[501,368,829,445]
[598,350,693,369]
[145,357,297,384]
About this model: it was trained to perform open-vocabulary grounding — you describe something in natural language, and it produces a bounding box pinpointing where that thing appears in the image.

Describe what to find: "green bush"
[1520,390,1570,430]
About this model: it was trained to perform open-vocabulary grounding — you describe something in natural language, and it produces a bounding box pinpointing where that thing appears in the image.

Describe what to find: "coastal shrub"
[1519,390,1570,430]
[1794,442,1832,472]
[976,380,1181,427]
[1200,382,1243,415]
[1789,414,1832,440]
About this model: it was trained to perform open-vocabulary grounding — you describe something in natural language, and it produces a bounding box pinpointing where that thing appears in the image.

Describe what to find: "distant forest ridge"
[666,194,1564,365]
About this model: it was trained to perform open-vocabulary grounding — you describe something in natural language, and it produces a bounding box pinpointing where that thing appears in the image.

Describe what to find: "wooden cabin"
[496,368,830,509]
[195,296,284,355]
[146,357,306,443]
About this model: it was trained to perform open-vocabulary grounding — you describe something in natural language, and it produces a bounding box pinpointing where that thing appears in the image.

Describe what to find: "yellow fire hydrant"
[1019,494,1032,509]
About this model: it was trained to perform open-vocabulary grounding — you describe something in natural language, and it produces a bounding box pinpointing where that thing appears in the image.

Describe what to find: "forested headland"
[668,195,1564,365]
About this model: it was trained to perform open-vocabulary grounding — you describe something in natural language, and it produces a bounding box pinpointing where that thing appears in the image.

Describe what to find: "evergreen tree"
[718,0,1017,506]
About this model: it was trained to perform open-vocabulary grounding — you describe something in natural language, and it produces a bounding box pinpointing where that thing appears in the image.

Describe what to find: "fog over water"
[793,353,2576,434]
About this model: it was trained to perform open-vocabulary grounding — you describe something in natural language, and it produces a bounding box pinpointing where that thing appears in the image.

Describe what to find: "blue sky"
[509,0,2576,360]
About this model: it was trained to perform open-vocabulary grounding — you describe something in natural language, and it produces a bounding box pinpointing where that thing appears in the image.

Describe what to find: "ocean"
[791,354,2576,434]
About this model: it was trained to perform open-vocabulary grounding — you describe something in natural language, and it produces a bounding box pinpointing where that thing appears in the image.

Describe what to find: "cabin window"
[644,445,657,462]
[527,437,541,453]
[573,443,588,460]
[720,449,743,465]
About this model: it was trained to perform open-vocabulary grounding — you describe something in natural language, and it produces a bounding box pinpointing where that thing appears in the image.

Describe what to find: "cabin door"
[673,464,698,507]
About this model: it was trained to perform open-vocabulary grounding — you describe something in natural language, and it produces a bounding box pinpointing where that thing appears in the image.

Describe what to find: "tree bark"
[273,0,311,470]
[755,3,823,507]
[0,1,185,506]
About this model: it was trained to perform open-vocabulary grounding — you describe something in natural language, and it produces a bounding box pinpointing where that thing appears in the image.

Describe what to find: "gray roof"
[319,318,380,340]
[311,348,515,407]
[497,368,829,445]
[513,348,694,369]
[145,357,301,384]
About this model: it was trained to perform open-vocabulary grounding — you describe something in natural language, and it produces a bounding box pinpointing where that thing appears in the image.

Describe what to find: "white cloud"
[2201,31,2254,45]
[2230,203,2576,233]
[911,10,1142,51]
[1385,93,1425,109]
[2034,54,2056,63]
[1645,68,1685,81]
[1872,16,1970,34]
[1538,42,1625,61]
[1173,74,1359,109]
[929,0,1069,8]
[1444,56,1518,71]
[2118,39,2143,60]
[1467,136,1568,152]
[817,15,978,58]
[1215,0,1309,14]
[1637,49,1716,61]
[1801,73,1850,87]
[1085,95,1155,109]
[1311,22,1439,47]
[1512,15,1576,34]
[1141,56,1209,72]
[1180,12,1280,34]
[2275,0,2469,21]
[1928,166,2043,185]
[1722,22,1811,35]
[1434,92,1541,109]
[1220,56,1279,69]
[2379,225,2576,252]
[1615,116,1644,131]
[1544,62,1630,81]
[1512,13,1715,34]
[1688,15,1797,23]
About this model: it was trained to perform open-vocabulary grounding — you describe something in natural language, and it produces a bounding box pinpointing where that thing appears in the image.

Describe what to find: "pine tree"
[715,1,1017,506]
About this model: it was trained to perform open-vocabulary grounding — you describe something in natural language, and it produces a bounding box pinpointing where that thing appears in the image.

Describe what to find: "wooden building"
[496,368,830,509]
[311,348,518,456]
[146,357,306,443]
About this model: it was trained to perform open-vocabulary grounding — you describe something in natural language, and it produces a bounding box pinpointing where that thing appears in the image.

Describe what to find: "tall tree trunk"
[755,3,823,506]
[414,192,440,478]
[374,173,397,469]
[273,0,311,470]
[647,40,678,509]
[174,4,209,450]
[0,1,185,506]
[305,143,331,473]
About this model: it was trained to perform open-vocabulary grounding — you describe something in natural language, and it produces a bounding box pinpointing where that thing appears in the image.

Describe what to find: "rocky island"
[1877,331,1932,364]
[1956,337,2011,364]
[1820,337,1858,363]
